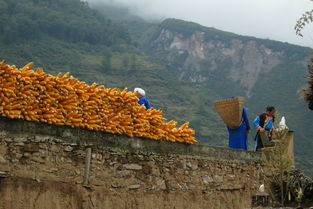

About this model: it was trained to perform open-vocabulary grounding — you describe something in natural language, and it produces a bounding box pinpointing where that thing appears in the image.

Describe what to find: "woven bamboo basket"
[214,97,244,129]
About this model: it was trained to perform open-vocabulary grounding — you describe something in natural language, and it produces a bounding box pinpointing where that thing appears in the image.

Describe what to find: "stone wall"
[0,118,263,209]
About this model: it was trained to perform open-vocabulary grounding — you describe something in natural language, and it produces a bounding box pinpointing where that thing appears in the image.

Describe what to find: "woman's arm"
[253,116,264,131]
[138,97,144,106]
[145,98,151,110]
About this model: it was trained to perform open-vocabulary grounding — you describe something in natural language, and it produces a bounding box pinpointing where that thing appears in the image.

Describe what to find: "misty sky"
[87,0,313,48]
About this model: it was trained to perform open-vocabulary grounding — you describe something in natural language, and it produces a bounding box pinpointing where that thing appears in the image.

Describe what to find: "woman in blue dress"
[134,87,151,110]
[253,106,276,151]
[227,107,250,150]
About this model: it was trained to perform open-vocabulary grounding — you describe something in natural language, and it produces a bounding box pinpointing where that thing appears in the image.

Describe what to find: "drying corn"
[0,61,197,144]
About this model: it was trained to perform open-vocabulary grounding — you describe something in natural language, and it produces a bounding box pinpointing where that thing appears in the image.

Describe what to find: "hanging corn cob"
[0,61,197,144]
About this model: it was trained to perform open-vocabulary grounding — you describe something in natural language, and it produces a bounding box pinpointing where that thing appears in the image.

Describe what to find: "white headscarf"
[134,88,145,96]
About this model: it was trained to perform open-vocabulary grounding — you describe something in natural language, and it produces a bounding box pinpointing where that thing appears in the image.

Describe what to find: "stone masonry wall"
[0,118,263,209]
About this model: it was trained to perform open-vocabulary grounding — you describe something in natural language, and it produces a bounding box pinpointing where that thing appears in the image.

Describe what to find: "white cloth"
[259,184,265,193]
[134,88,145,96]
[278,116,288,131]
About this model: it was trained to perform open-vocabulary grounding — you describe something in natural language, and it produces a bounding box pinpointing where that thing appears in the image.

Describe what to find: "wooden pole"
[83,147,92,186]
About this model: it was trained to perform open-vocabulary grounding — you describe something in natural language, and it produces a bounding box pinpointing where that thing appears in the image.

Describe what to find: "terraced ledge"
[0,117,261,163]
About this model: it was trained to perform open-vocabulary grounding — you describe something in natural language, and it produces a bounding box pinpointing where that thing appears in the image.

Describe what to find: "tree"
[295,4,313,110]
[295,9,313,37]
[301,58,313,110]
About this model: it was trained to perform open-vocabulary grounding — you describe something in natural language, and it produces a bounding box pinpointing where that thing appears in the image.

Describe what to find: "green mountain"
[1,0,313,175]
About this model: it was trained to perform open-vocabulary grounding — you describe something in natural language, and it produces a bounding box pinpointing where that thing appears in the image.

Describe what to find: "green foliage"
[0,0,130,45]
[302,57,313,110]
[295,9,313,37]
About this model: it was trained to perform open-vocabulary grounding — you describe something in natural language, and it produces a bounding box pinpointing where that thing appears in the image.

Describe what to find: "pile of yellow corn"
[0,61,197,144]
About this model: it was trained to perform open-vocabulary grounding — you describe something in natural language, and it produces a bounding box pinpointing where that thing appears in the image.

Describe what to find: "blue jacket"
[253,115,273,130]
[138,97,151,110]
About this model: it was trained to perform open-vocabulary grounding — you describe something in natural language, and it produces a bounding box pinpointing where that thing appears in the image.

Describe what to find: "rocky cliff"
[146,19,310,97]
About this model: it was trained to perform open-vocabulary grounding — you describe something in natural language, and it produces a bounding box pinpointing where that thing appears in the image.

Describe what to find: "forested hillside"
[1,0,313,175]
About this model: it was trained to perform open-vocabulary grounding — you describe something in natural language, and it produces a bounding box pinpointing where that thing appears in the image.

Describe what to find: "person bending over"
[254,106,276,151]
